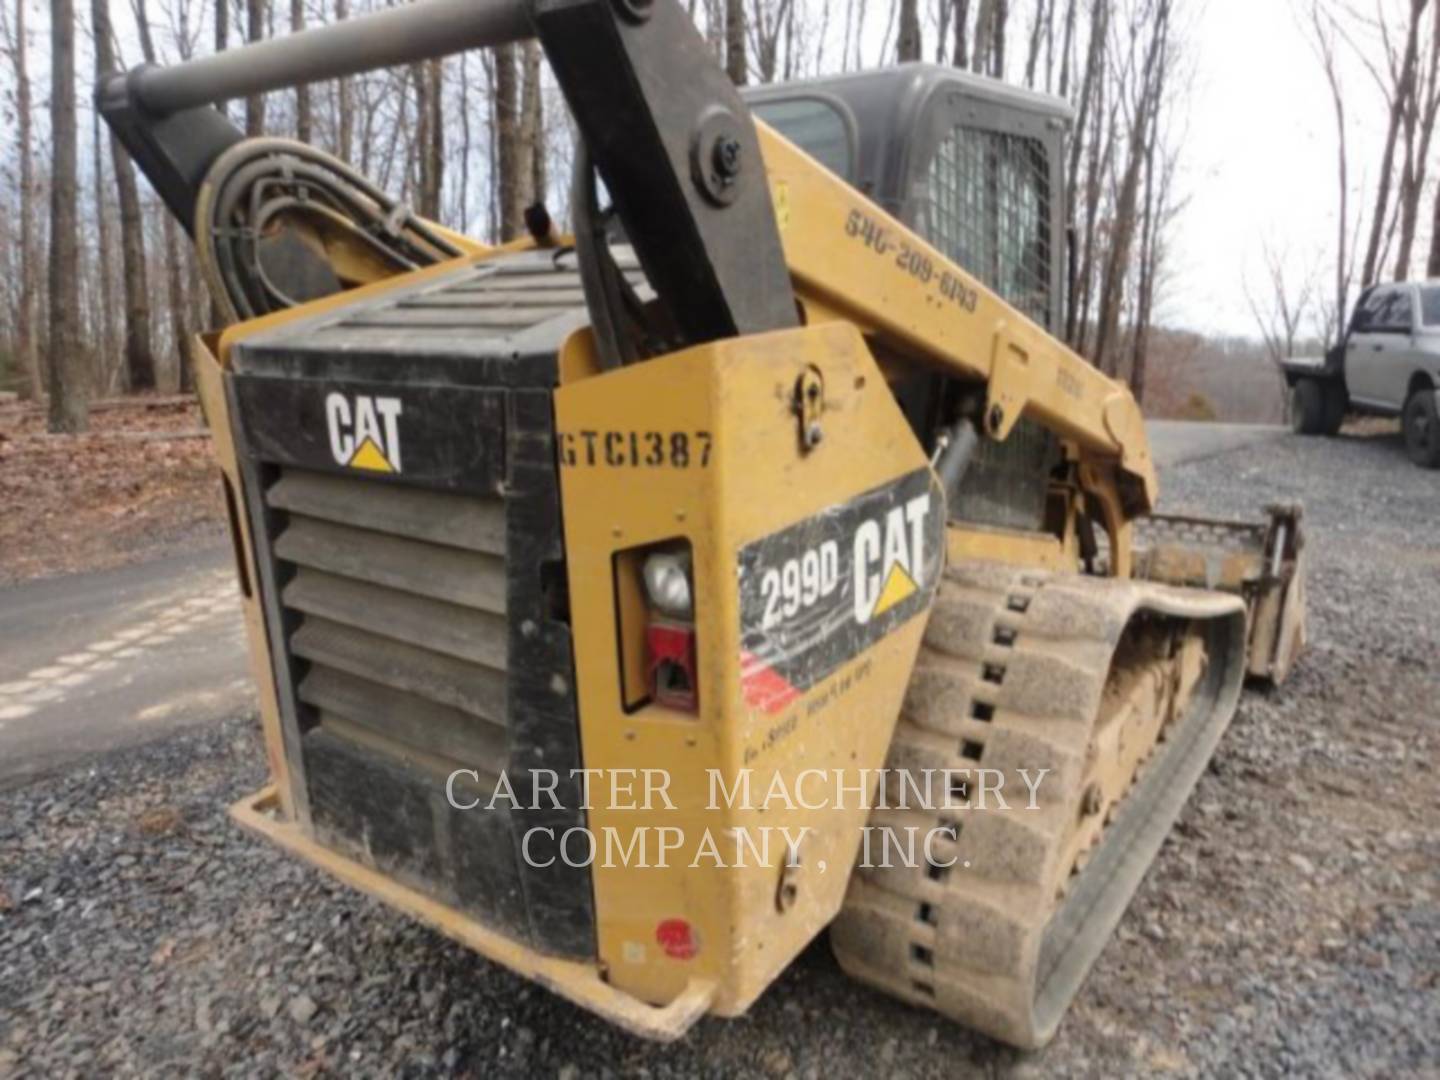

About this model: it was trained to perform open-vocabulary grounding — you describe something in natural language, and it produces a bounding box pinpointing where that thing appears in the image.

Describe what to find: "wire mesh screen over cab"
[920,126,1052,329]
[917,119,1059,532]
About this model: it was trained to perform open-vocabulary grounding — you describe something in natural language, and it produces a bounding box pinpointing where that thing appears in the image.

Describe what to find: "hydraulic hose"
[195,137,462,322]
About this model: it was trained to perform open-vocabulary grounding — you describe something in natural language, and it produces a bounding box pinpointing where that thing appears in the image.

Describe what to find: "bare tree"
[1023,0,1048,86]
[3,0,43,399]
[48,0,88,431]
[1064,0,1109,346]
[493,43,522,239]
[1056,0,1077,95]
[414,58,444,219]
[1129,80,1179,402]
[1355,0,1428,287]
[519,40,544,205]
[1429,177,1440,276]
[335,0,353,161]
[750,0,796,79]
[91,105,118,376]
[1310,3,1356,343]
[1391,1,1440,279]
[132,0,192,389]
[213,0,226,121]
[1245,242,1315,420]
[292,0,310,141]
[1094,0,1170,375]
[725,0,746,83]
[952,0,970,67]
[896,0,920,61]
[245,0,266,135]
[98,0,159,390]
[972,0,1006,76]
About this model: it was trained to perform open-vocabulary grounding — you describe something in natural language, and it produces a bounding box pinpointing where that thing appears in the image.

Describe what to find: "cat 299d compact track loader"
[101,0,1305,1049]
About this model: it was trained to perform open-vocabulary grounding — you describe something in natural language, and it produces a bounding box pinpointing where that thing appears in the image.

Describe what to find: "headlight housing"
[642,548,694,620]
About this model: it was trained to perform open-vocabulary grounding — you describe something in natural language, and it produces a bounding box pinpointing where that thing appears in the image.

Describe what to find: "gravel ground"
[1,427,1436,1078]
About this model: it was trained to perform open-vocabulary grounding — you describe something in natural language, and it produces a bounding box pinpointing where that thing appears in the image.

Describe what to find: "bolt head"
[714,137,742,178]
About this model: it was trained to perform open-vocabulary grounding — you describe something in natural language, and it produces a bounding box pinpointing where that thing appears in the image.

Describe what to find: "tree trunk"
[12,0,42,400]
[336,0,353,161]
[1361,0,1425,287]
[413,60,444,220]
[1023,0,1046,87]
[952,0,969,68]
[246,0,266,135]
[1056,0,1076,97]
[972,0,992,72]
[1129,93,1167,402]
[991,0,1007,76]
[1064,0,1107,347]
[96,0,158,391]
[724,0,745,84]
[1094,0,1168,375]
[896,0,921,61]
[214,0,227,120]
[91,107,117,384]
[1393,7,1440,280]
[1428,180,1440,277]
[494,43,522,240]
[164,216,192,391]
[292,0,310,141]
[48,0,88,432]
[520,40,545,208]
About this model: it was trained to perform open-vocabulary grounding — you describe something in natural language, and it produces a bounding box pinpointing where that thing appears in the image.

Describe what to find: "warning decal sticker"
[738,467,945,713]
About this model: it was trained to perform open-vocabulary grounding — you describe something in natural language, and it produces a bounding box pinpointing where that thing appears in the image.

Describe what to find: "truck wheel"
[1402,387,1440,468]
[1320,382,1346,436]
[1290,378,1326,435]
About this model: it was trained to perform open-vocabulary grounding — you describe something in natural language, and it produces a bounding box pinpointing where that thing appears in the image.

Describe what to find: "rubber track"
[829,558,1246,1049]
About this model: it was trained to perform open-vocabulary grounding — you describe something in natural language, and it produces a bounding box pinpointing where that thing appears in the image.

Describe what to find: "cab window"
[1352,289,1384,333]
[1354,287,1412,334]
[1421,285,1440,327]
[920,125,1051,326]
[751,98,852,181]
[1379,287,1414,333]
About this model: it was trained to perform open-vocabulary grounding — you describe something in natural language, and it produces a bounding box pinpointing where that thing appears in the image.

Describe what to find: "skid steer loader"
[100,0,1305,1049]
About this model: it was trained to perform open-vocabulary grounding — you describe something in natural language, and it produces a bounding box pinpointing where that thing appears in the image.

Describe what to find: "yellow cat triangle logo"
[873,562,918,617]
[348,436,395,473]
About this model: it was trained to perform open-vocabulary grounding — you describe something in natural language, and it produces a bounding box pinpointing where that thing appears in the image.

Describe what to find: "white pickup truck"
[1282,280,1440,467]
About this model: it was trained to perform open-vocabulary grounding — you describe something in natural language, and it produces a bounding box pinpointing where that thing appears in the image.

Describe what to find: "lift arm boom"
[99,0,1157,513]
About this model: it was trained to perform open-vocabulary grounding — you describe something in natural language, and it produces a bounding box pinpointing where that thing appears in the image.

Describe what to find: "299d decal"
[738,468,945,713]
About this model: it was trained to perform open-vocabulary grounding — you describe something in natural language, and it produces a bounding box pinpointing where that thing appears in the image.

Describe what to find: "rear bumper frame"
[230,784,717,1042]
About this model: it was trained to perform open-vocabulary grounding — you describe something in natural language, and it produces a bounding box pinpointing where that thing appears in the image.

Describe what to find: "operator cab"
[748,66,1075,534]
[747,63,1072,336]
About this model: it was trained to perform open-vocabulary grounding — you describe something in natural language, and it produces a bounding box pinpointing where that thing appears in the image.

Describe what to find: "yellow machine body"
[183,86,1301,1054]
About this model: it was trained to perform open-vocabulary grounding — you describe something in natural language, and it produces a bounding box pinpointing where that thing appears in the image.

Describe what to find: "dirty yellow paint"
[555,321,933,1014]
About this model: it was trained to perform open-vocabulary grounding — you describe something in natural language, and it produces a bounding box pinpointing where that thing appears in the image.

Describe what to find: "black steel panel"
[232,375,507,496]
[228,259,596,961]
[501,388,596,957]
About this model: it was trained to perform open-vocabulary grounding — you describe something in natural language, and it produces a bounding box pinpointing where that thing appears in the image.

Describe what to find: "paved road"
[0,420,1289,788]
[0,546,249,789]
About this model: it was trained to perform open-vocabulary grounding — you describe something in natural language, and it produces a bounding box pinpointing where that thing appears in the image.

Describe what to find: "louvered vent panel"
[266,468,509,780]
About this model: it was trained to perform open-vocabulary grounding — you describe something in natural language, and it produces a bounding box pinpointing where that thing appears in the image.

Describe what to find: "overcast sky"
[1164,0,1391,336]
